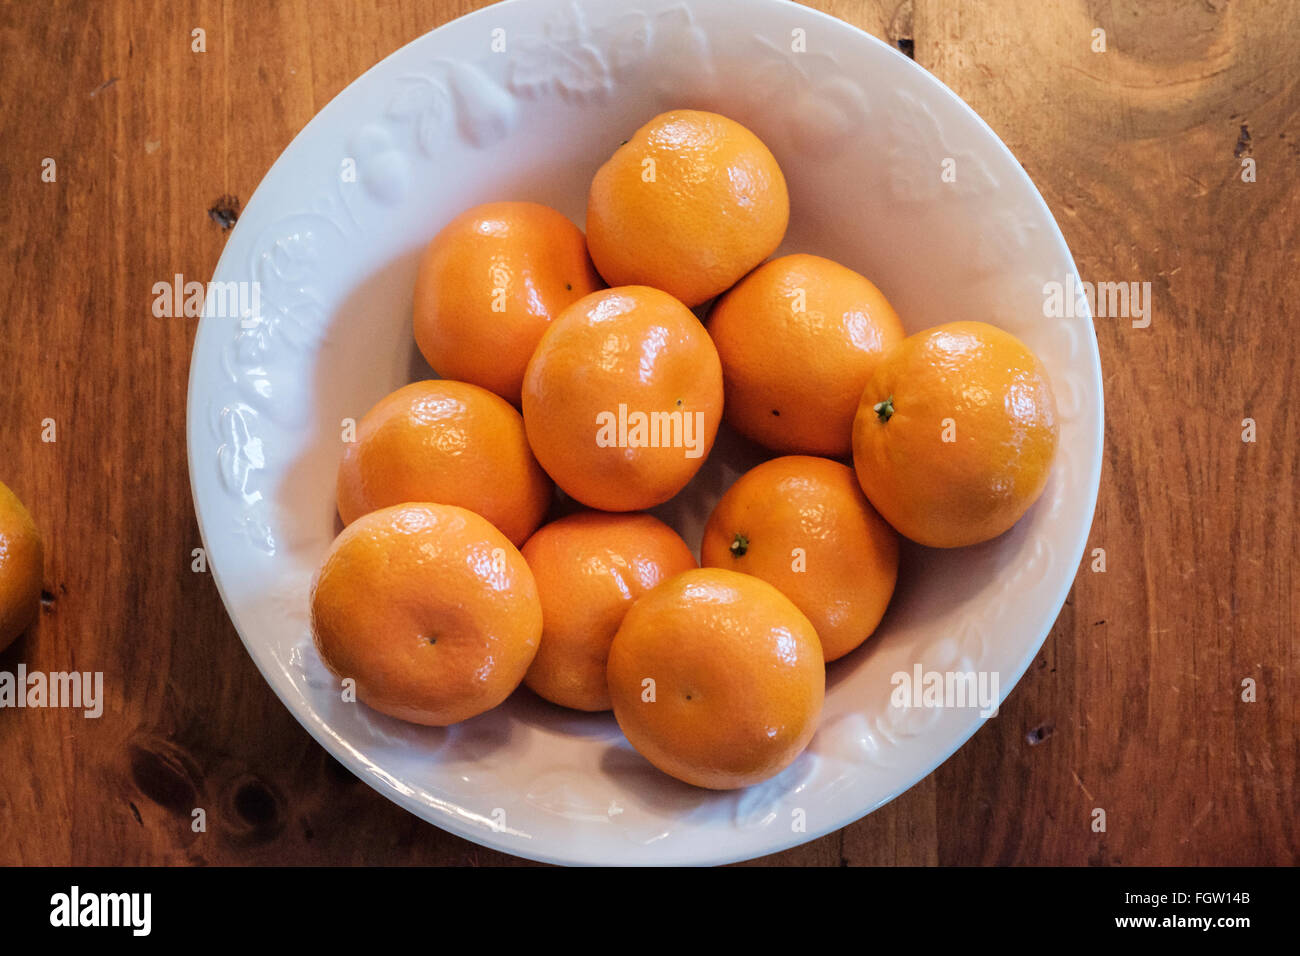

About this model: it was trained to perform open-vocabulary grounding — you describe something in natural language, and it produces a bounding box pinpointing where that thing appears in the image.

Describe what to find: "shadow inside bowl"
[596,740,724,819]
[505,684,625,741]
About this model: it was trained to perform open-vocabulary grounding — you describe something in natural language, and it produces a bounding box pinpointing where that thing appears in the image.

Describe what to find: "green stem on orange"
[730,533,749,558]
[874,395,895,422]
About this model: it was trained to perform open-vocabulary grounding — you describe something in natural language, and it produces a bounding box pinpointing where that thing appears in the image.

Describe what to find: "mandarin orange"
[310,503,542,726]
[522,511,697,712]
[586,110,788,307]
[707,254,904,456]
[336,379,551,547]
[701,456,899,661]
[0,481,42,654]
[521,286,723,511]
[413,201,602,405]
[852,321,1059,548]
[607,568,824,789]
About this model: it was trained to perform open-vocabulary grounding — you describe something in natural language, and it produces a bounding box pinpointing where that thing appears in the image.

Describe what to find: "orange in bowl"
[707,253,905,457]
[852,321,1059,548]
[522,511,697,712]
[521,286,723,511]
[413,201,603,405]
[336,379,551,547]
[310,502,542,726]
[607,568,824,790]
[586,110,789,308]
[701,455,899,662]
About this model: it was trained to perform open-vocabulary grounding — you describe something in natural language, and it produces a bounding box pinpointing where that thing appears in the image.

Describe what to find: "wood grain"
[0,0,1294,866]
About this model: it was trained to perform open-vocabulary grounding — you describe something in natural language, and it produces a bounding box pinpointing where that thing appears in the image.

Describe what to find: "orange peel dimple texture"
[701,455,899,662]
[521,510,697,712]
[336,379,552,547]
[413,201,603,406]
[310,502,542,726]
[707,253,905,457]
[521,285,724,512]
[607,567,825,790]
[852,321,1059,548]
[586,110,789,308]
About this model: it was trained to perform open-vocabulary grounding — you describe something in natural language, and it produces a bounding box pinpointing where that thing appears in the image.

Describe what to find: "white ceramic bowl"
[187,0,1102,865]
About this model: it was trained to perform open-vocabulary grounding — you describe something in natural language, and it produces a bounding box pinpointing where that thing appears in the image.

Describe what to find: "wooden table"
[1,0,1295,866]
